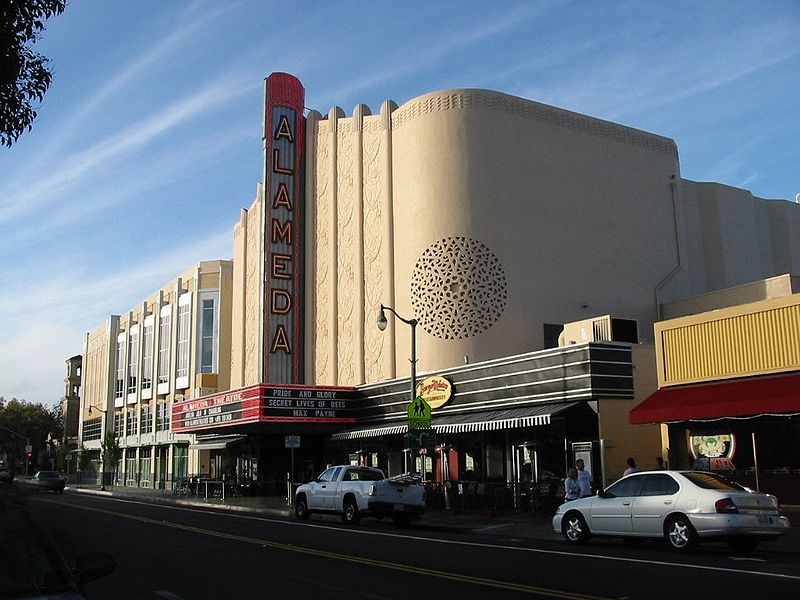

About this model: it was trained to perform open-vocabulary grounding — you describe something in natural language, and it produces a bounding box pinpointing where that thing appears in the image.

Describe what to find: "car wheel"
[562,511,590,545]
[727,537,758,554]
[665,515,698,552]
[341,497,360,525]
[294,495,311,520]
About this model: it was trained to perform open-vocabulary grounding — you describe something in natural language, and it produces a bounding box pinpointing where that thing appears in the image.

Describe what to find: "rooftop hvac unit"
[558,315,638,347]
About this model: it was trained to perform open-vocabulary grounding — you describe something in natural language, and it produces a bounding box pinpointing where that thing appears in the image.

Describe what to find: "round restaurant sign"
[415,376,452,410]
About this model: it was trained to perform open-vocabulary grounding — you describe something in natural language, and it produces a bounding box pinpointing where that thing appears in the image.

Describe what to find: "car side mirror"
[597,490,610,499]
[75,552,117,585]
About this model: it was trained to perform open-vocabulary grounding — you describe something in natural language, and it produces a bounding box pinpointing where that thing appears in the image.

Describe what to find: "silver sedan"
[552,470,790,552]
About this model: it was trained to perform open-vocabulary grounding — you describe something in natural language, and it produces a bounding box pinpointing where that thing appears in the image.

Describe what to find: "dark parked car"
[32,471,66,493]
[0,467,14,484]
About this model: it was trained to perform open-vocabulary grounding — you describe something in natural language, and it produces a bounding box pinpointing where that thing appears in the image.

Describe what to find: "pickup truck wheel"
[295,495,311,520]
[341,497,360,525]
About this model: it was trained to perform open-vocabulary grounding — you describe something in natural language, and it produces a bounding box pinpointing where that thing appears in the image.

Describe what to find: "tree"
[0,396,61,469]
[1,0,66,147]
[100,430,122,489]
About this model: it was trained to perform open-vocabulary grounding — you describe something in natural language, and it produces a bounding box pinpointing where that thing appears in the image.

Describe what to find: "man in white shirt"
[575,458,593,498]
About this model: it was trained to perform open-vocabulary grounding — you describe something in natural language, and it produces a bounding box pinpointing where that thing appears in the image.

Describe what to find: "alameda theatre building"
[80,72,800,496]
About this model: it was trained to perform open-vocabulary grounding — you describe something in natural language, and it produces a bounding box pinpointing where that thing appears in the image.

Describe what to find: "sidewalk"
[58,481,799,553]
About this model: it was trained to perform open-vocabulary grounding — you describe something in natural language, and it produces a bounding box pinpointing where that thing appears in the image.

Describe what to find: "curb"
[66,485,293,517]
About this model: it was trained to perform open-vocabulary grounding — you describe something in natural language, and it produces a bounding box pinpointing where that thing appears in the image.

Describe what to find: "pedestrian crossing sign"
[407,396,432,429]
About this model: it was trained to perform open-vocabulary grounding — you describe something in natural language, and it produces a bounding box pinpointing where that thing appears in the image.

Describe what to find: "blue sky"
[1,0,798,406]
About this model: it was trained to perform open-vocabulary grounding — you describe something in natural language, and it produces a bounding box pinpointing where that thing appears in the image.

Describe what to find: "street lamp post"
[89,405,108,491]
[376,304,418,406]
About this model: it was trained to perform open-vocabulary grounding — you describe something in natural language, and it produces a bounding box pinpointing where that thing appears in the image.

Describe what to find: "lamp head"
[377,306,388,331]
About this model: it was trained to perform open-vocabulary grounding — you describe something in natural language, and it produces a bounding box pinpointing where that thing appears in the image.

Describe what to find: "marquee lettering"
[272,149,294,175]
[271,253,292,279]
[271,325,292,354]
[274,115,295,142]
[272,183,292,210]
[271,289,292,315]
[271,218,292,244]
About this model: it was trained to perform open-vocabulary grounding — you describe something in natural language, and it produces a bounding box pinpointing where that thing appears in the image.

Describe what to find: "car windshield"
[37,471,60,478]
[683,471,749,492]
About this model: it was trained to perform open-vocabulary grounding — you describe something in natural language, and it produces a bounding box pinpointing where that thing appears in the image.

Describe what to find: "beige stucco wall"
[673,182,800,302]
[598,344,662,483]
[299,88,800,388]
[306,89,682,385]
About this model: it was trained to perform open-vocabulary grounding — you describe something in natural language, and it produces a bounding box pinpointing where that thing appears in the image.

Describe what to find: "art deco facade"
[78,73,799,492]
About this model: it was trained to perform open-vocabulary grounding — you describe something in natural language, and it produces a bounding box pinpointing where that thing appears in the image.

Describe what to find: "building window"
[128,326,139,395]
[142,316,154,392]
[114,333,125,399]
[172,445,188,481]
[139,448,152,487]
[125,448,138,486]
[113,410,124,436]
[158,307,171,386]
[198,295,217,374]
[156,402,169,431]
[140,405,153,434]
[176,294,191,385]
[82,418,102,441]
[126,409,138,436]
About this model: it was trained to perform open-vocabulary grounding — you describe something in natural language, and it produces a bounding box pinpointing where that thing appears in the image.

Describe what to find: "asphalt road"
[5,484,800,600]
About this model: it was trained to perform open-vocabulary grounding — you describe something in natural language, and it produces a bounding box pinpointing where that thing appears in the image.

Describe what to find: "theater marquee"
[263,72,305,384]
[171,385,360,433]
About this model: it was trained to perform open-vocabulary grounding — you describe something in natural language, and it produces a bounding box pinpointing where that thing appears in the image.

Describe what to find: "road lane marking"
[35,497,615,600]
[47,494,800,582]
[474,523,515,531]
[154,591,189,600]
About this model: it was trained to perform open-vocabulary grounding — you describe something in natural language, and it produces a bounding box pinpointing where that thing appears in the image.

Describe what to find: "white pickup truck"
[294,465,426,525]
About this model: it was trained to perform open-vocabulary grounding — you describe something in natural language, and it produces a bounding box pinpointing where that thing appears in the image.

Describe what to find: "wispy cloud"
[0,72,259,224]
[0,227,233,403]
[312,2,557,110]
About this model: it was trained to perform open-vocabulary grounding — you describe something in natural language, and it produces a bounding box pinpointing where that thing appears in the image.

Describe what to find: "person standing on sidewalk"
[623,457,641,476]
[564,468,580,502]
[575,459,593,498]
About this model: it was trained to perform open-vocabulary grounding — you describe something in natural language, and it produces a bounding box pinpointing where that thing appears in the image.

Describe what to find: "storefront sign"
[263,73,305,384]
[690,433,737,471]
[172,384,359,432]
[416,376,452,410]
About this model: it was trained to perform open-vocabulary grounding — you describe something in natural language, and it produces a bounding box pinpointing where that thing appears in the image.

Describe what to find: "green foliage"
[77,444,91,471]
[0,396,61,464]
[0,0,67,147]
[100,430,122,471]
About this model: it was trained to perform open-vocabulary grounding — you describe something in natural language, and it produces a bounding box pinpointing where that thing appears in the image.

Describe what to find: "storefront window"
[172,445,188,481]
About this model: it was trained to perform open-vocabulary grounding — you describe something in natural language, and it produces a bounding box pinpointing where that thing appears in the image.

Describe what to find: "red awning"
[630,373,800,424]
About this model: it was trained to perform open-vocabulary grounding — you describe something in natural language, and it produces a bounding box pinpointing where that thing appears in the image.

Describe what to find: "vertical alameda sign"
[263,73,305,384]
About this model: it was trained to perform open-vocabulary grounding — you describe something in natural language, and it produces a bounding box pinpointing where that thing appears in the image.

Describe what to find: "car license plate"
[394,503,404,512]
[757,514,772,525]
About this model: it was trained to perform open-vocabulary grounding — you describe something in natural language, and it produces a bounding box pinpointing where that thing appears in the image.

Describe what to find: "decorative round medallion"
[411,237,507,339]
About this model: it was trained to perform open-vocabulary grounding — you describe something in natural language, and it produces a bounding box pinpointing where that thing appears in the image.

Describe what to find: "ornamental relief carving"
[336,124,356,384]
[411,237,508,340]
[390,91,677,156]
[362,129,385,383]
[244,205,260,382]
[313,126,331,382]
